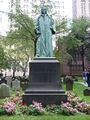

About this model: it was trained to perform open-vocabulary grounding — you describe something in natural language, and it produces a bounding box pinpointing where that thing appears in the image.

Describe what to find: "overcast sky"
[64,0,72,19]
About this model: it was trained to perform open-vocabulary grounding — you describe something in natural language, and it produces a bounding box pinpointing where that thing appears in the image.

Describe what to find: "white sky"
[0,0,72,18]
[64,0,72,19]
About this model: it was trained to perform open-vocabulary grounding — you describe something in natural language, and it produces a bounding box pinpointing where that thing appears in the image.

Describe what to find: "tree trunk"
[81,45,85,71]
[13,69,16,78]
[23,54,29,77]
[23,71,26,77]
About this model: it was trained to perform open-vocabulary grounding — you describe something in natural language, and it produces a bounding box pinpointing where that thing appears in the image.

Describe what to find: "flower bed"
[0,92,90,116]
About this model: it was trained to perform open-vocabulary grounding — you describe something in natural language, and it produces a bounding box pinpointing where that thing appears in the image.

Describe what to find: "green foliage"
[0,106,6,115]
[8,8,36,42]
[0,38,8,69]
[71,18,90,39]
[20,105,28,114]
[20,104,44,116]
[28,105,44,116]
[54,33,82,63]
[69,18,90,69]
[56,18,68,32]
[45,104,76,116]
[54,18,90,66]
[4,6,35,75]
[45,105,62,114]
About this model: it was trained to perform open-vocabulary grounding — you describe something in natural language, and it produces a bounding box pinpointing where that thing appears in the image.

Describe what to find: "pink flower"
[32,100,44,112]
[4,99,16,115]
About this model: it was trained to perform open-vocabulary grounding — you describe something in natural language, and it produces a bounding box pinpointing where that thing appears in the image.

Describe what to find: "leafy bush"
[20,101,44,116]
[4,98,16,115]
[28,101,44,115]
[0,105,6,115]
[61,102,77,115]
[45,104,62,114]
[20,104,28,114]
[67,92,90,114]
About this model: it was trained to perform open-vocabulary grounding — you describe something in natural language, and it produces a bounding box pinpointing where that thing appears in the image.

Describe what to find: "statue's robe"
[35,14,56,57]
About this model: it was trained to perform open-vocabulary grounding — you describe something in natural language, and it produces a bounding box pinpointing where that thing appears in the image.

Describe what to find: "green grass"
[0,82,90,120]
[0,88,23,103]
[0,114,90,120]
[62,82,90,103]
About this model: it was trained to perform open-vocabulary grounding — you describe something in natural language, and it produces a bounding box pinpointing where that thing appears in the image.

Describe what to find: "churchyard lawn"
[0,81,90,120]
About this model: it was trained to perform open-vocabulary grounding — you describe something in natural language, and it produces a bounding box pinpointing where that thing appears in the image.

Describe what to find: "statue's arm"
[50,17,56,34]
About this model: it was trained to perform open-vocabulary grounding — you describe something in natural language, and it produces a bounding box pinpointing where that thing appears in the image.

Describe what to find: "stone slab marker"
[5,76,12,87]
[0,83,10,98]
[84,89,90,96]
[12,79,20,91]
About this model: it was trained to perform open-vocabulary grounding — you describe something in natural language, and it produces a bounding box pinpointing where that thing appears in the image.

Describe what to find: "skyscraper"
[72,0,90,19]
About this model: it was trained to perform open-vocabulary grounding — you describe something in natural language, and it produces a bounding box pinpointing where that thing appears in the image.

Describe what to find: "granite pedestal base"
[23,57,67,105]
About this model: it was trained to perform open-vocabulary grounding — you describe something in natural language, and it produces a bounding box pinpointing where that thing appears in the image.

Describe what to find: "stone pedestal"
[23,57,67,105]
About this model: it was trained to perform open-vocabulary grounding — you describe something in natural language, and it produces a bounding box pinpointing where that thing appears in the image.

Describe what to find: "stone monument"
[0,83,10,98]
[12,79,20,91]
[23,6,67,105]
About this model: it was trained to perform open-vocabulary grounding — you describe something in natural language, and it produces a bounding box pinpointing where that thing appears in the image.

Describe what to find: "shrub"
[20,101,44,115]
[4,98,16,115]
[20,104,28,114]
[45,104,62,114]
[0,105,6,115]
[61,102,77,115]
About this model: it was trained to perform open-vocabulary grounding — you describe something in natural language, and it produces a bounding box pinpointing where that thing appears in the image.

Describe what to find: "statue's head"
[41,6,47,15]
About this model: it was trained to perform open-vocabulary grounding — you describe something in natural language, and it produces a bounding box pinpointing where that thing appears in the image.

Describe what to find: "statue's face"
[41,7,47,14]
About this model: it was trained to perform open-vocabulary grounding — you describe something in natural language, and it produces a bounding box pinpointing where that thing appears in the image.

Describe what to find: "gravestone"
[12,79,20,91]
[23,57,67,105]
[0,83,10,98]
[5,76,12,87]
[84,89,90,96]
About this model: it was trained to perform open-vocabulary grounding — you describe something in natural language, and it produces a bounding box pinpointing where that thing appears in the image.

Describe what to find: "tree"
[8,8,35,53]
[54,17,82,63]
[0,38,8,70]
[4,1,35,76]
[71,18,90,71]
[54,32,82,63]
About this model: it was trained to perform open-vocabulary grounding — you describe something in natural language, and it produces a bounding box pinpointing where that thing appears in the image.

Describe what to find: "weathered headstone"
[84,89,90,96]
[5,76,12,87]
[0,83,10,98]
[12,79,20,91]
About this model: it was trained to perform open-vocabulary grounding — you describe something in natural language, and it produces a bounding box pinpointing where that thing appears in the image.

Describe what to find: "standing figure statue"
[35,6,56,57]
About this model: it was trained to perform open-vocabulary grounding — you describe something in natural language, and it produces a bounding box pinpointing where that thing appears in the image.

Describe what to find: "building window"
[81,0,86,17]
[70,65,83,71]
[73,53,82,61]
